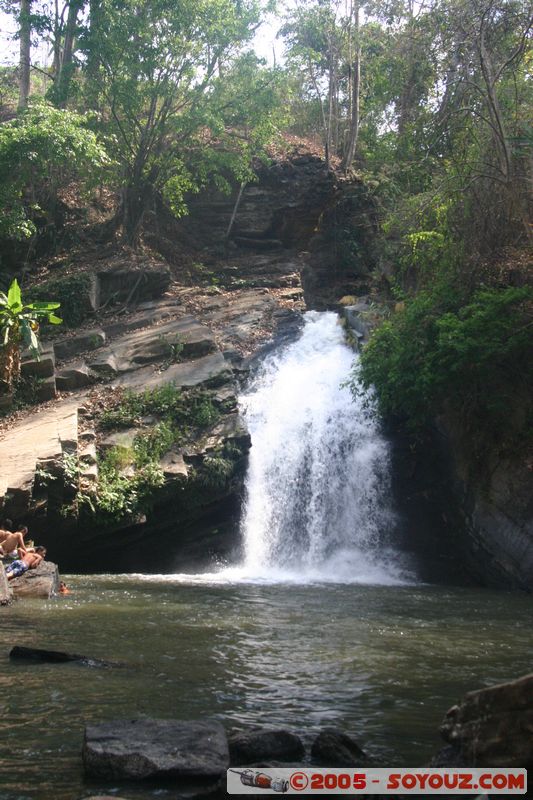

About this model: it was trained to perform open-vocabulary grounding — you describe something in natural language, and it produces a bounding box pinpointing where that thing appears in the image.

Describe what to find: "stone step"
[21,346,55,379]
[233,236,284,251]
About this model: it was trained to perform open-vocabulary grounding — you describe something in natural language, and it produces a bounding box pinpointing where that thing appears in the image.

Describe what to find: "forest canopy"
[0,0,531,442]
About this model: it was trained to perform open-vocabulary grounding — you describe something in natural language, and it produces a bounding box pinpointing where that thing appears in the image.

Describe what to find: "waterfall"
[235,311,412,585]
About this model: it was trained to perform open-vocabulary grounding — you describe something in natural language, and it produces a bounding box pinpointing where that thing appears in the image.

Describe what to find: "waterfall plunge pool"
[1,312,532,798]
[1,578,533,799]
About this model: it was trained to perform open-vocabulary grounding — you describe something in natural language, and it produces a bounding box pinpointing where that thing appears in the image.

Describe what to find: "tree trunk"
[121,181,152,249]
[55,0,83,107]
[341,1,361,173]
[308,57,330,168]
[85,0,101,105]
[18,0,32,111]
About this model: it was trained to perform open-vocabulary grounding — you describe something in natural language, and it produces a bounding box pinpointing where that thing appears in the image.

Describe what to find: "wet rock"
[10,646,120,668]
[311,728,367,766]
[228,729,305,765]
[429,744,467,768]
[0,564,12,605]
[83,719,229,780]
[341,301,373,342]
[438,672,533,767]
[54,329,106,360]
[9,560,59,598]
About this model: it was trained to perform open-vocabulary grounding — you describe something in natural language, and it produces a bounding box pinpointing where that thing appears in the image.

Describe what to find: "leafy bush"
[133,421,175,467]
[79,460,165,523]
[0,278,61,390]
[99,384,219,433]
[0,102,109,240]
[357,283,533,438]
[30,273,94,328]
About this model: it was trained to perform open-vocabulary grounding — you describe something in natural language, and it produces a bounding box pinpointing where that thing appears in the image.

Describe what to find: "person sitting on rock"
[5,546,46,581]
[0,526,29,558]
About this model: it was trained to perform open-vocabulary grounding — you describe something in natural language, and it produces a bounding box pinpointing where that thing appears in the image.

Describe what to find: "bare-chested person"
[5,546,46,581]
[0,526,28,558]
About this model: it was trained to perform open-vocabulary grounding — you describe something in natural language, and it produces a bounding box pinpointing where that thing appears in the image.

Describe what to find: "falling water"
[236,311,413,585]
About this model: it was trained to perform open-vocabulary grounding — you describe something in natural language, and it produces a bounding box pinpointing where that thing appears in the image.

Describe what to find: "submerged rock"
[10,646,121,668]
[83,719,229,780]
[437,672,533,767]
[228,729,305,765]
[311,728,367,766]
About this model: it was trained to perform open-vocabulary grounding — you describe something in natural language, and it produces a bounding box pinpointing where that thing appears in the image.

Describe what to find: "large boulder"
[438,672,533,767]
[228,729,305,765]
[10,560,60,599]
[83,719,229,780]
[0,563,12,604]
[310,728,367,767]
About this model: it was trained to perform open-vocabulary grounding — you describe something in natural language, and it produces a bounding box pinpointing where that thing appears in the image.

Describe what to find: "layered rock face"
[438,412,533,590]
[0,284,296,572]
[435,672,533,768]
[302,179,379,309]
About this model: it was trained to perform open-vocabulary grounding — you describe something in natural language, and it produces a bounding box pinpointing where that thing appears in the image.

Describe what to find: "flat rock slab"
[54,329,106,360]
[112,353,232,392]
[10,561,60,599]
[0,401,78,499]
[88,317,216,376]
[83,719,229,780]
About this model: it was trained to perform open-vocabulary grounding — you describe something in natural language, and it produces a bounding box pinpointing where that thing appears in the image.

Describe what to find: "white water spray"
[233,311,411,584]
[141,311,413,585]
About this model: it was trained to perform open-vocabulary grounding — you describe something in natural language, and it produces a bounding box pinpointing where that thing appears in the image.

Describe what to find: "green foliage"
[0,102,109,240]
[30,273,93,328]
[79,0,285,243]
[104,445,135,472]
[357,283,533,439]
[0,277,61,352]
[100,384,219,433]
[133,422,175,467]
[158,333,184,366]
[0,278,61,388]
[196,455,234,489]
[87,384,222,523]
[79,458,165,524]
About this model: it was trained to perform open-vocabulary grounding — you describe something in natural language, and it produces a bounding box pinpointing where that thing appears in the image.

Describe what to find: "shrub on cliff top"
[356,283,533,439]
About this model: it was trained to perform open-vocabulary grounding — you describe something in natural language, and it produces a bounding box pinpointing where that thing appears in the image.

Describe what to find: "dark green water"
[1,575,532,799]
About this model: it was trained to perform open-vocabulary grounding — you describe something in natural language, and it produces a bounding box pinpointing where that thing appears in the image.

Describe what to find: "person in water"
[5,546,46,580]
[0,526,29,558]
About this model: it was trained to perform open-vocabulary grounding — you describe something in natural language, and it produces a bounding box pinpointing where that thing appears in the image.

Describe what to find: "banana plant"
[0,278,62,391]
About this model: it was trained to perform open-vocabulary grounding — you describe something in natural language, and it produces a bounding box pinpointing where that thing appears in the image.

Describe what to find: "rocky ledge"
[433,671,533,768]
[1,560,60,600]
[0,265,304,573]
